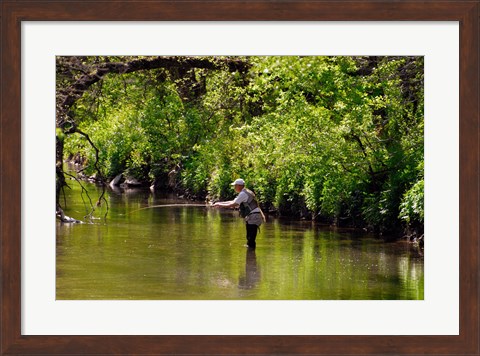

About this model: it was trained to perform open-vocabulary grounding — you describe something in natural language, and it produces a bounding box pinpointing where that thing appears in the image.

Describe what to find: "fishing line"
[127,204,209,215]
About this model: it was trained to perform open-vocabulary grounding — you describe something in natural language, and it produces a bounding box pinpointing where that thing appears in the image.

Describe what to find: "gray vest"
[239,188,259,218]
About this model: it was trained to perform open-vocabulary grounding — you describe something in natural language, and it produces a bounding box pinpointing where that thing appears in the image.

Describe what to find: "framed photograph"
[1,1,478,355]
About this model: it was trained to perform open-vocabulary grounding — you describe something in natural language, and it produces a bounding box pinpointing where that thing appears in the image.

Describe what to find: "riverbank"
[62,161,423,245]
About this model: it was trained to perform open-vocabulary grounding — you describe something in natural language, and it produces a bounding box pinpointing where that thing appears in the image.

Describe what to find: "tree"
[57,55,424,237]
[56,56,250,220]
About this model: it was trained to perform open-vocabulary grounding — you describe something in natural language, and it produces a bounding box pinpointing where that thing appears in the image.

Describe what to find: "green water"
[57,182,424,300]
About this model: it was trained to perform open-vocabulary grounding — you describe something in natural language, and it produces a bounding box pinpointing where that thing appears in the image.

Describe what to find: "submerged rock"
[56,212,83,224]
[123,176,142,187]
[109,173,123,188]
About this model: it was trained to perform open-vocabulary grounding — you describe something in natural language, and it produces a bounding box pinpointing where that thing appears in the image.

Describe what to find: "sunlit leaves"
[64,55,424,234]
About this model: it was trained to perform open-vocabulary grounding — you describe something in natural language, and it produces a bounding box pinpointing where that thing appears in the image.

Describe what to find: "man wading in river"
[213,179,265,249]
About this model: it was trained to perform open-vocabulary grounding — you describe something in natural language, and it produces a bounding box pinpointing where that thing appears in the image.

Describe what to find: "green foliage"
[62,56,424,234]
[399,179,424,225]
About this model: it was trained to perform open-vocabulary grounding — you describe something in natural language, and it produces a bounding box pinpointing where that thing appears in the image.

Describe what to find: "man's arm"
[212,200,238,208]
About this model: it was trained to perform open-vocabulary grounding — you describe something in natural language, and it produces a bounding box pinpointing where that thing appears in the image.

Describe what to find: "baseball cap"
[231,178,245,186]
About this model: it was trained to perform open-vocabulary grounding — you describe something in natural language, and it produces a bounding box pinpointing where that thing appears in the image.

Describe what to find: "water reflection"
[57,183,424,300]
[238,249,260,290]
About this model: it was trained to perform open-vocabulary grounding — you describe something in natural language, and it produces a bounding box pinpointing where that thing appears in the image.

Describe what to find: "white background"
[22,22,459,335]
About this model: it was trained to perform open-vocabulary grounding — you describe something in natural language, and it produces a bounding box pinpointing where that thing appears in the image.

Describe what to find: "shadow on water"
[57,182,424,300]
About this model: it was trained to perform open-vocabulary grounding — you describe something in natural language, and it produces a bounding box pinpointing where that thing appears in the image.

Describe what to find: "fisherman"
[212,178,264,249]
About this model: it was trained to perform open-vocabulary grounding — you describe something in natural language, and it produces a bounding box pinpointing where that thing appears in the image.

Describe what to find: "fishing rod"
[127,203,210,215]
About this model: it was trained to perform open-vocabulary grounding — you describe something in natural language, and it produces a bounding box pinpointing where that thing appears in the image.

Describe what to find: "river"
[57,181,424,300]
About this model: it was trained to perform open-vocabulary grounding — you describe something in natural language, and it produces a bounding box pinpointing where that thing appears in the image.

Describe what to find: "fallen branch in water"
[73,128,109,220]
[63,171,95,218]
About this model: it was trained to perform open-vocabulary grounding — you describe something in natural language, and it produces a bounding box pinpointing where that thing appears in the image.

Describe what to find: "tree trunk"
[56,135,65,210]
[55,56,250,216]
